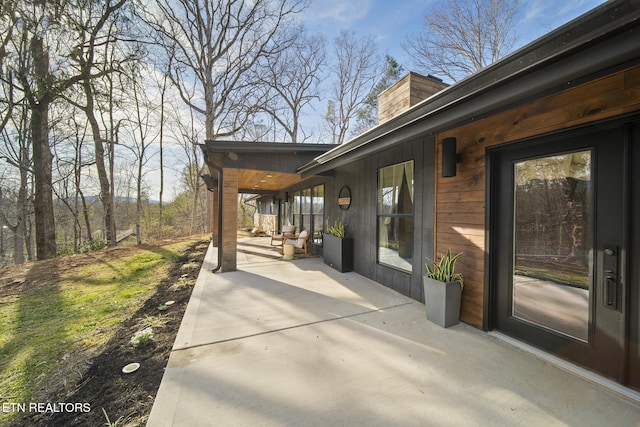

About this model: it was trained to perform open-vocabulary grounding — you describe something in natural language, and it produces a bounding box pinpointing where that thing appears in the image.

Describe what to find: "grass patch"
[0,238,200,426]
[134,314,174,330]
[169,274,195,292]
[515,266,589,288]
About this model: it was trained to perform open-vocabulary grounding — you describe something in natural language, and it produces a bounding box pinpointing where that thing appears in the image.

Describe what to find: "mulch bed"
[10,239,207,427]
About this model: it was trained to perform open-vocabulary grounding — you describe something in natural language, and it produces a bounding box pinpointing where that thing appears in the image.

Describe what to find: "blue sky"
[302,0,608,69]
[161,1,611,199]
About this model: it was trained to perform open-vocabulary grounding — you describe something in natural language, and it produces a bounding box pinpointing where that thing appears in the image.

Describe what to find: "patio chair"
[284,230,310,255]
[270,225,297,246]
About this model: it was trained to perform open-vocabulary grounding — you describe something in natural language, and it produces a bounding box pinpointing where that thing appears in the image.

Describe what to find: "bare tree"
[120,60,159,245]
[0,0,18,135]
[140,0,306,140]
[0,104,32,264]
[52,108,98,252]
[2,0,128,259]
[323,99,339,145]
[325,30,380,145]
[155,55,172,239]
[71,1,135,247]
[352,54,404,135]
[405,0,519,83]
[170,106,206,235]
[257,26,326,143]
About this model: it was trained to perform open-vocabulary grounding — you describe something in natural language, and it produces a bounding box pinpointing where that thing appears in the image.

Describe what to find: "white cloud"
[519,0,547,24]
[517,0,607,40]
[308,0,372,25]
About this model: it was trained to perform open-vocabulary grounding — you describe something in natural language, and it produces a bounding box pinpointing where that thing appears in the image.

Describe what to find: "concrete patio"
[147,237,640,426]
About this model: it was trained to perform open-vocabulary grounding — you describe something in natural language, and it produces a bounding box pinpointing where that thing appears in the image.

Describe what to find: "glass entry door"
[512,150,592,342]
[491,126,628,383]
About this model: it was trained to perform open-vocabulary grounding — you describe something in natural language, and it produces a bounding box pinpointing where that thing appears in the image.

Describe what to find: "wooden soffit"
[237,170,302,193]
[200,141,338,194]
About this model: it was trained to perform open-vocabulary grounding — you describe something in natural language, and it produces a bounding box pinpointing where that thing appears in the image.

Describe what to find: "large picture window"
[378,161,414,272]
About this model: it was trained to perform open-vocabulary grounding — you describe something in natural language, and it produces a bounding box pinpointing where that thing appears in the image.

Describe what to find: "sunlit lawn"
[0,239,200,426]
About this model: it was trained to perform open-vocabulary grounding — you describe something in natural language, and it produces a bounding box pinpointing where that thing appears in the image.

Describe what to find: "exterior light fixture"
[201,174,216,191]
[442,137,461,178]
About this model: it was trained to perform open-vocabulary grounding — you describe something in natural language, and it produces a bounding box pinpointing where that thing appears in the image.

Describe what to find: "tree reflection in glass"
[512,150,592,342]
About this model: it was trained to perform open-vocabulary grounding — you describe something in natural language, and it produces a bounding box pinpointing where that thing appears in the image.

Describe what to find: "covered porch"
[147,237,640,426]
[200,140,337,272]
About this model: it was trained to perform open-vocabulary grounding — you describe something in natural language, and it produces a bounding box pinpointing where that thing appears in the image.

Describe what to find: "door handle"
[603,245,620,311]
[605,275,617,308]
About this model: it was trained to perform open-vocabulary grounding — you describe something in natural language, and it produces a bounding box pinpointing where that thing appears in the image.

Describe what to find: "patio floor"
[147,237,640,426]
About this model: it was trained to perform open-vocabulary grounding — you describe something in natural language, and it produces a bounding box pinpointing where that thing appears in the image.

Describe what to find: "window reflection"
[378,161,414,272]
[512,150,592,341]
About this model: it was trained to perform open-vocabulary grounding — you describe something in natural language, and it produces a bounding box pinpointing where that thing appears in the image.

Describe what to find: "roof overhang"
[299,0,640,177]
[200,141,338,193]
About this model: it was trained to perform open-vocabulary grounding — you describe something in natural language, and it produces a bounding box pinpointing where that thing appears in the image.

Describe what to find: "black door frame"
[485,115,639,387]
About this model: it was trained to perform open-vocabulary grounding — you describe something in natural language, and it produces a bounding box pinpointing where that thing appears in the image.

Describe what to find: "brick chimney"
[377,72,448,124]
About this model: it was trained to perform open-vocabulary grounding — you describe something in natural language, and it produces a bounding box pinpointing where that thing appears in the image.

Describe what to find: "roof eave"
[201,140,338,154]
[299,0,640,177]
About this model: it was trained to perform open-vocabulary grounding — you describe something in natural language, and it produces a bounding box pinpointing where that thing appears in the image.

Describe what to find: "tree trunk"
[31,102,57,260]
[136,160,143,245]
[30,35,57,260]
[25,215,34,262]
[0,187,7,263]
[83,80,115,246]
[191,184,199,235]
[13,216,26,264]
[158,72,167,240]
[14,163,28,264]
[75,142,93,242]
[0,224,4,261]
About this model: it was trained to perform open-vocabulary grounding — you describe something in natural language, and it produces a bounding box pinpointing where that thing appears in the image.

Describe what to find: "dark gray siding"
[323,136,435,301]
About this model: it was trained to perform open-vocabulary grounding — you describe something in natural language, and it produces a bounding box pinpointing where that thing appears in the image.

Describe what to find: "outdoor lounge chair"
[284,230,310,255]
[270,225,297,246]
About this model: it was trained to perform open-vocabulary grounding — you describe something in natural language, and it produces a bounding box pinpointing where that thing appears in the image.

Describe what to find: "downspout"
[203,156,223,273]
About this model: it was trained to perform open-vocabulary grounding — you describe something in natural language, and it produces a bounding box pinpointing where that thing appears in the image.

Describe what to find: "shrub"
[130,327,154,347]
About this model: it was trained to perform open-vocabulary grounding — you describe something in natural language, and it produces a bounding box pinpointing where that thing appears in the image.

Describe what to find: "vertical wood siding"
[326,136,436,300]
[436,65,640,328]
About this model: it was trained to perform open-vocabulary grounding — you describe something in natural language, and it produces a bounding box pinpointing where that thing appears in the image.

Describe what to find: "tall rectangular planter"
[423,277,462,328]
[323,233,353,272]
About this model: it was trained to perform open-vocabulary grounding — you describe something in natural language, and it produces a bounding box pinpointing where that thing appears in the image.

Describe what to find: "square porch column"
[221,167,238,271]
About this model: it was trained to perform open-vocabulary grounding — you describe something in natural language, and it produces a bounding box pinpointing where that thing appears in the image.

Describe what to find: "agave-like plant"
[326,218,346,238]
[425,249,464,289]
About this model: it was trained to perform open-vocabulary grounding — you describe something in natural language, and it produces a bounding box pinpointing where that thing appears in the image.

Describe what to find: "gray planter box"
[423,277,462,328]
[322,233,353,272]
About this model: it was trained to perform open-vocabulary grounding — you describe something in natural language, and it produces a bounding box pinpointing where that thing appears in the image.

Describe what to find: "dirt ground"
[3,238,208,427]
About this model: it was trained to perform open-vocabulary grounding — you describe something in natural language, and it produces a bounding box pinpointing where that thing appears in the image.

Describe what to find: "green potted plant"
[323,218,353,272]
[423,249,464,328]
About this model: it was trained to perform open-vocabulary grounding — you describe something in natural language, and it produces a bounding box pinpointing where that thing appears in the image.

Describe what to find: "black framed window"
[312,185,324,245]
[301,188,311,231]
[290,185,324,244]
[257,197,275,214]
[377,161,414,272]
[292,191,302,228]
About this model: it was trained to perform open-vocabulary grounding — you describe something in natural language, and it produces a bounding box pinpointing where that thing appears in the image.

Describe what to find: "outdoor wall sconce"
[442,137,461,178]
[201,174,216,191]
[285,192,289,203]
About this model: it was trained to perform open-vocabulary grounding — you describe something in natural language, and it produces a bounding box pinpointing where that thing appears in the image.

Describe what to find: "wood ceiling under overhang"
[237,170,301,193]
[200,141,338,194]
